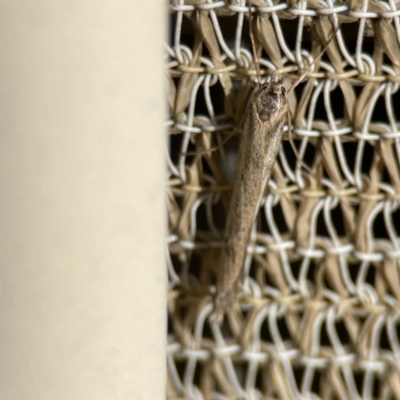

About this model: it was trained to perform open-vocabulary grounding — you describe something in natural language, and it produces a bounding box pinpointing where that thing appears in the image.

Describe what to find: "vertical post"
[0,1,166,399]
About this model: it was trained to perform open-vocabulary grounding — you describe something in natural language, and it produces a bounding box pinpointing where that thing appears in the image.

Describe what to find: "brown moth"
[211,23,340,323]
[212,80,288,322]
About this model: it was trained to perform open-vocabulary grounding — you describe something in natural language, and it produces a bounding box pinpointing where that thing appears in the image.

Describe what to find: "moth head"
[254,80,288,123]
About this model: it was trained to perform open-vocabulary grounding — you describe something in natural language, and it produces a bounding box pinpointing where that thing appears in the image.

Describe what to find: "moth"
[212,79,288,322]
[211,23,339,323]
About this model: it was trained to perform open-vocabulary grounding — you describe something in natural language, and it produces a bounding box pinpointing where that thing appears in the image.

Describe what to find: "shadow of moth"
[211,24,340,323]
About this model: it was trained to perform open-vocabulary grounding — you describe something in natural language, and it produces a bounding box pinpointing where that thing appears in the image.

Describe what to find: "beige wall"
[0,1,166,399]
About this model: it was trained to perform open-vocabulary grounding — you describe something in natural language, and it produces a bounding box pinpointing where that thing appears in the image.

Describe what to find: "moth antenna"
[287,24,341,95]
[248,1,262,86]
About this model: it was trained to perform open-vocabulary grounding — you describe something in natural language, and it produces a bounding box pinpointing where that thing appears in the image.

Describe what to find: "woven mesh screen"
[166,1,400,398]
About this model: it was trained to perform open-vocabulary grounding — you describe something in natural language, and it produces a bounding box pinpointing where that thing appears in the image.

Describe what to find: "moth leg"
[286,111,312,173]
[180,132,236,157]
